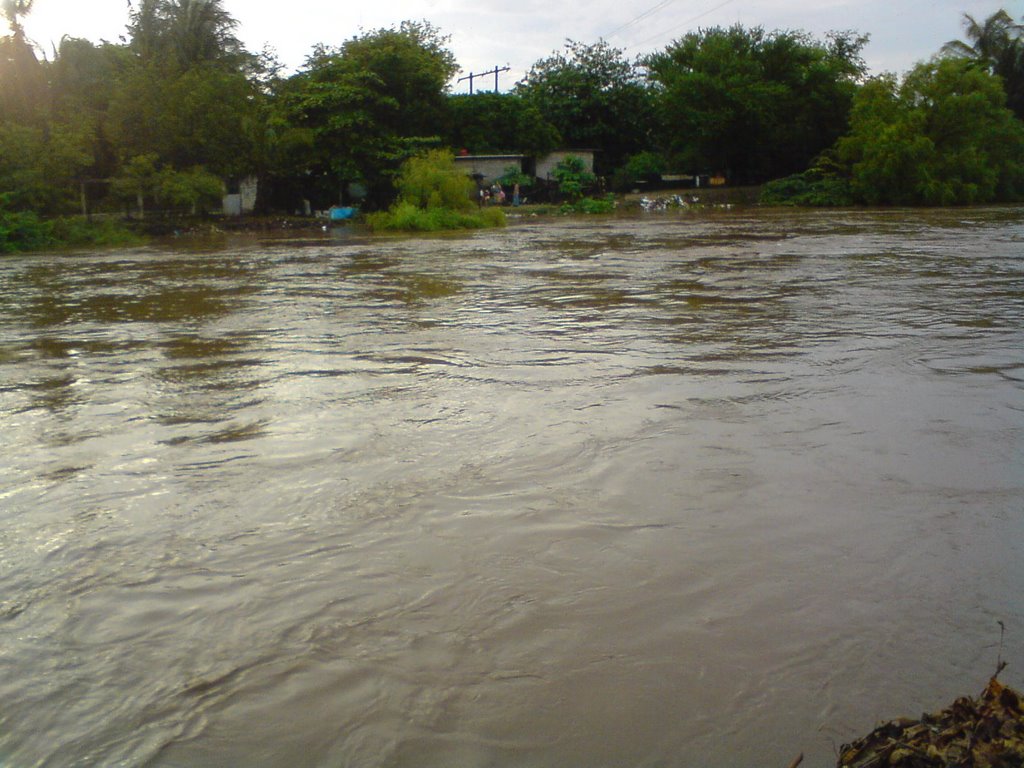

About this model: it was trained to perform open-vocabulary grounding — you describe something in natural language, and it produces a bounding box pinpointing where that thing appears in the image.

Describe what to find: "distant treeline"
[2,0,1024,226]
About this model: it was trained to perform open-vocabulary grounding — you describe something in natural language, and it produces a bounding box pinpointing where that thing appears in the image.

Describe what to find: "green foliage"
[610,151,666,191]
[156,166,224,213]
[0,119,93,212]
[364,201,505,231]
[498,165,533,189]
[444,93,560,156]
[282,21,458,208]
[0,201,51,252]
[105,0,261,191]
[941,9,1024,119]
[1,193,141,252]
[48,216,144,248]
[836,59,1024,205]
[551,155,596,201]
[110,156,223,215]
[109,62,260,179]
[516,39,652,172]
[560,194,617,214]
[365,149,504,231]
[110,153,159,215]
[759,171,854,206]
[0,6,47,125]
[126,0,244,71]
[644,26,867,184]
[395,149,475,211]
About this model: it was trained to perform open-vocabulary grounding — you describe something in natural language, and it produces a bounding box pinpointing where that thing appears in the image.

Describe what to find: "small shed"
[222,175,259,216]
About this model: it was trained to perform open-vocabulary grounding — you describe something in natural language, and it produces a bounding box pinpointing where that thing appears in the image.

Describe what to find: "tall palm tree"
[942,10,1021,63]
[127,0,242,70]
[166,0,240,69]
[1,0,33,38]
[942,9,1024,119]
[0,0,46,124]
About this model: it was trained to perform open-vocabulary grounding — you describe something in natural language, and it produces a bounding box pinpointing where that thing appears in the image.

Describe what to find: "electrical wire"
[622,0,739,51]
[603,0,681,40]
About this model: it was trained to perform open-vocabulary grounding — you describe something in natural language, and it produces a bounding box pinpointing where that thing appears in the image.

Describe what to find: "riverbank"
[2,187,770,253]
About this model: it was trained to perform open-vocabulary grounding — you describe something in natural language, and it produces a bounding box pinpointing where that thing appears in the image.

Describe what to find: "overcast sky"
[20,0,1024,91]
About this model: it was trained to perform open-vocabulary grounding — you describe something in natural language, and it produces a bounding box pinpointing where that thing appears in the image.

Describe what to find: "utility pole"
[457,65,511,94]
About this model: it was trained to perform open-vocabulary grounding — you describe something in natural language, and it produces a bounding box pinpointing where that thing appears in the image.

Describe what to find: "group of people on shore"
[479,181,521,207]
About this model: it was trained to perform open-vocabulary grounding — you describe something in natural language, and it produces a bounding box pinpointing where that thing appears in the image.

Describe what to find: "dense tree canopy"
[280,21,458,207]
[444,93,560,156]
[0,0,45,124]
[835,58,1024,205]
[126,0,243,71]
[645,25,867,184]
[515,40,652,173]
[942,9,1024,119]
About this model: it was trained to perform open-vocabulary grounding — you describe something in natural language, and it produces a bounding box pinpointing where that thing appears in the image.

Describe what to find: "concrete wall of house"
[222,194,243,216]
[239,175,258,213]
[453,155,524,184]
[222,175,259,216]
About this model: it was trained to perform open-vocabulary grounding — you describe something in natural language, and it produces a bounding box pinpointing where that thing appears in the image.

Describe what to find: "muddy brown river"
[1,207,1023,767]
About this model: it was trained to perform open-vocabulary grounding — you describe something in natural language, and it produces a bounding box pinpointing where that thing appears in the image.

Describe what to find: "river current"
[1,207,1023,767]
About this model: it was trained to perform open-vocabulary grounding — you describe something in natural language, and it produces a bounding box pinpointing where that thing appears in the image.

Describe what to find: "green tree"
[364,149,504,231]
[281,21,458,209]
[0,0,47,124]
[551,155,596,201]
[836,59,1024,205]
[0,119,93,212]
[48,38,127,190]
[515,39,652,173]
[644,26,867,184]
[127,0,243,71]
[156,165,224,213]
[394,148,474,211]
[110,0,260,185]
[110,153,160,217]
[444,93,560,156]
[1,0,32,35]
[942,9,1024,119]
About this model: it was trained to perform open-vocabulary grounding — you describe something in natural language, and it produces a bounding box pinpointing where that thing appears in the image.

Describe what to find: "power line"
[622,0,739,51]
[603,0,681,40]
[457,65,511,94]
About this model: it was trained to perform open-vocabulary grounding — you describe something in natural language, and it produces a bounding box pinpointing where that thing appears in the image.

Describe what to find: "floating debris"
[638,194,698,211]
[838,666,1024,768]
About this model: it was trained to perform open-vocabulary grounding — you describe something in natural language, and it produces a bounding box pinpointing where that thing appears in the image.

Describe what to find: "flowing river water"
[1,207,1023,767]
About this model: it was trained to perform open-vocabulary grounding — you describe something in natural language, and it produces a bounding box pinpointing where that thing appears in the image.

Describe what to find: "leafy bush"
[156,167,225,214]
[0,209,142,253]
[365,201,505,231]
[364,149,505,231]
[49,217,145,248]
[551,155,596,201]
[560,194,618,214]
[611,151,666,191]
[497,165,533,190]
[395,149,476,211]
[760,171,853,206]
[0,207,53,253]
[835,61,1024,205]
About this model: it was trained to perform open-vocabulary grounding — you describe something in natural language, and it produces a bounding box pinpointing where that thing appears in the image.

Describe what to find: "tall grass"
[365,202,505,232]
[1,211,144,253]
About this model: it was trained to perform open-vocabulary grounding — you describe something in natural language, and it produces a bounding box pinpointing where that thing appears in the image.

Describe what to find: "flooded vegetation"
[1,208,1023,767]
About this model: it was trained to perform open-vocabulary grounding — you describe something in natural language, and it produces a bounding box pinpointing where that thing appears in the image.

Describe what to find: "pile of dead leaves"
[837,669,1024,768]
